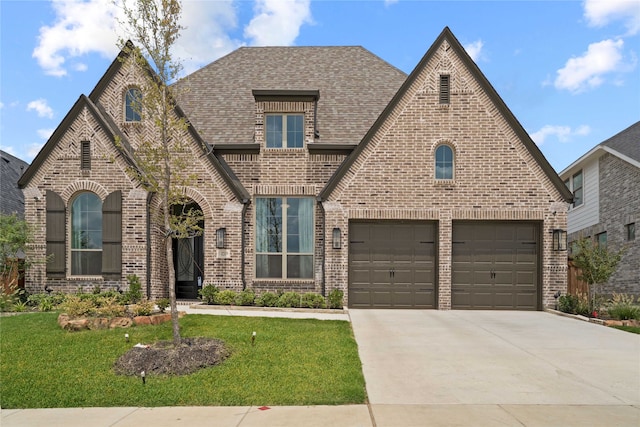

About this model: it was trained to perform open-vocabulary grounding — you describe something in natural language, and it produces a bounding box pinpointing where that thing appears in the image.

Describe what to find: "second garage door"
[349,221,437,308]
[452,221,540,310]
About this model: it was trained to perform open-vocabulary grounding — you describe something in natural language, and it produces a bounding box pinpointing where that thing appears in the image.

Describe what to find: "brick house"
[18,27,572,309]
[560,121,639,296]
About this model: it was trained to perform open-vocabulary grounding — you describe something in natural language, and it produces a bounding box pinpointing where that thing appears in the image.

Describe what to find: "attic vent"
[81,141,91,170]
[439,74,450,105]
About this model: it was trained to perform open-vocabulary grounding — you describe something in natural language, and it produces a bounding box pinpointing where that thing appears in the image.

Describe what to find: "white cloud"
[175,0,243,75]
[27,143,46,160]
[584,0,640,35]
[554,38,627,93]
[27,99,54,119]
[530,125,591,145]
[1,146,17,156]
[464,40,484,62]
[244,0,312,46]
[37,129,56,140]
[33,0,121,77]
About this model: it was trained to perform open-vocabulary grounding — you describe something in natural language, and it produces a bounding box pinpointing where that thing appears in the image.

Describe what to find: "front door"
[173,234,204,299]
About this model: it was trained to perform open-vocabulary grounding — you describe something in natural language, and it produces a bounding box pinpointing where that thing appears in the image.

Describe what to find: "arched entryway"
[172,202,204,299]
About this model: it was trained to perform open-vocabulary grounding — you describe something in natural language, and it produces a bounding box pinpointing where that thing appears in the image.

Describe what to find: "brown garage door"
[349,221,437,308]
[452,221,539,310]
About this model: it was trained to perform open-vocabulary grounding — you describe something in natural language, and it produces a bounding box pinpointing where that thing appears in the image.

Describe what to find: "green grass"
[0,313,365,408]
[611,325,640,334]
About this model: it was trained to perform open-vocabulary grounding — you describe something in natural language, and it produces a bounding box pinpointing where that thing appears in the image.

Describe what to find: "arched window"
[71,192,102,275]
[125,88,142,122]
[435,145,454,180]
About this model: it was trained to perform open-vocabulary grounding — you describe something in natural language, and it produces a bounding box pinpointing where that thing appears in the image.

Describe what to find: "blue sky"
[1,0,638,172]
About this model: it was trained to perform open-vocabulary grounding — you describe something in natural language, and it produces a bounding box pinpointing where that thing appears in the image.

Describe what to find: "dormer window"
[266,114,304,148]
[125,88,142,122]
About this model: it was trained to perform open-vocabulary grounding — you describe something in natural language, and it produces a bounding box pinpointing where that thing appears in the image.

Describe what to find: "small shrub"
[129,299,154,316]
[558,293,590,316]
[301,293,326,309]
[255,292,279,307]
[12,300,28,312]
[61,295,96,317]
[92,285,102,294]
[277,292,301,308]
[235,289,255,306]
[124,274,143,304]
[214,290,237,305]
[198,285,219,305]
[156,298,170,313]
[328,289,344,309]
[606,293,640,320]
[94,298,126,318]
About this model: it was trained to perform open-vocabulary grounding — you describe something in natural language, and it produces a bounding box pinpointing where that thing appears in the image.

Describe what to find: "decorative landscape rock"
[57,312,183,331]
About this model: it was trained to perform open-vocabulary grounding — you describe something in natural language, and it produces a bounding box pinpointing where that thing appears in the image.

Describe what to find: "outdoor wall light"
[332,228,341,249]
[216,228,226,249]
[552,229,567,251]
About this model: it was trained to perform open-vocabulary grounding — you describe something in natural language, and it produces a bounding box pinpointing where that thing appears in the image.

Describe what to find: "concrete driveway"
[349,310,640,426]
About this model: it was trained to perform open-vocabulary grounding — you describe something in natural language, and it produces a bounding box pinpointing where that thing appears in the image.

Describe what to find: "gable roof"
[18,94,139,189]
[0,150,29,216]
[174,46,408,145]
[22,42,249,202]
[319,27,573,202]
[560,121,640,177]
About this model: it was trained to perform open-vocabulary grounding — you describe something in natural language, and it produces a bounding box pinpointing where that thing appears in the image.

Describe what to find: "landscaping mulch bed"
[114,337,230,376]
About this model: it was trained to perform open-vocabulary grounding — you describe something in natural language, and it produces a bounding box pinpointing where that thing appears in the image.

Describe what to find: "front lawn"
[0,313,365,408]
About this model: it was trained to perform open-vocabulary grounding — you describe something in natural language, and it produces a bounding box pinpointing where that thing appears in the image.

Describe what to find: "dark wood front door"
[173,234,204,299]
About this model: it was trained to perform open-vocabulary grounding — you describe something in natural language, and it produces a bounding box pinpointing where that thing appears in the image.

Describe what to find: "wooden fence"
[567,260,589,296]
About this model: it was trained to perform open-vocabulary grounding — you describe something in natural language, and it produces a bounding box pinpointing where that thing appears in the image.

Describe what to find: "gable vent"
[439,74,450,105]
[81,141,91,170]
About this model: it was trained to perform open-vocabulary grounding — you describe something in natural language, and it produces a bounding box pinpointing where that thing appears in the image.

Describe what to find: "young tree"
[118,0,202,345]
[0,214,31,291]
[572,238,624,310]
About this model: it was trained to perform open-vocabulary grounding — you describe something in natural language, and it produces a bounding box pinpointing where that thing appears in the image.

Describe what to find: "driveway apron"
[349,310,640,406]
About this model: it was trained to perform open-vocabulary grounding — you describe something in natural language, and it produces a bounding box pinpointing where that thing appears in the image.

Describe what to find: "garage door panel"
[452,221,539,310]
[349,221,436,308]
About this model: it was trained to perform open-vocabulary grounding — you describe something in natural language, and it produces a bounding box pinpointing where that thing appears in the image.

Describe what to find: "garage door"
[349,221,436,308]
[452,221,539,310]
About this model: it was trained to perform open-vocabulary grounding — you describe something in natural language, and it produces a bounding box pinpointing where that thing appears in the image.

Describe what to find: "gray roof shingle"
[0,150,29,216]
[174,46,408,145]
[601,121,640,162]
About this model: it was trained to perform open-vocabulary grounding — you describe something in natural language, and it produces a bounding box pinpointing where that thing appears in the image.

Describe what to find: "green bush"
[558,293,590,316]
[214,290,237,305]
[235,289,255,306]
[255,292,279,307]
[129,299,154,316]
[124,274,143,304]
[606,293,640,320]
[277,292,301,308]
[61,295,96,317]
[27,293,65,312]
[156,298,170,313]
[94,297,126,317]
[198,285,219,304]
[301,293,326,309]
[328,289,344,309]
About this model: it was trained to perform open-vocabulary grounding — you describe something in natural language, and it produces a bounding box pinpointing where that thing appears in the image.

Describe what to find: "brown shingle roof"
[174,46,408,145]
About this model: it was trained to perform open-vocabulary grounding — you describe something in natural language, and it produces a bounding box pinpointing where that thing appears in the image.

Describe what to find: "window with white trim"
[255,197,314,279]
[266,114,304,148]
[71,192,102,275]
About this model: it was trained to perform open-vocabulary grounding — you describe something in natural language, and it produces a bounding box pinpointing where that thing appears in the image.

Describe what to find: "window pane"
[266,115,283,148]
[287,255,313,279]
[626,223,635,241]
[72,193,102,250]
[573,188,583,207]
[71,251,102,275]
[256,254,282,278]
[125,88,142,122]
[287,115,304,148]
[256,198,282,253]
[435,145,453,179]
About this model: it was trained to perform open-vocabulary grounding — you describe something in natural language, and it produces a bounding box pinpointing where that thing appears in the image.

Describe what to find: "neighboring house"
[1,150,29,217]
[18,27,572,310]
[560,121,640,296]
